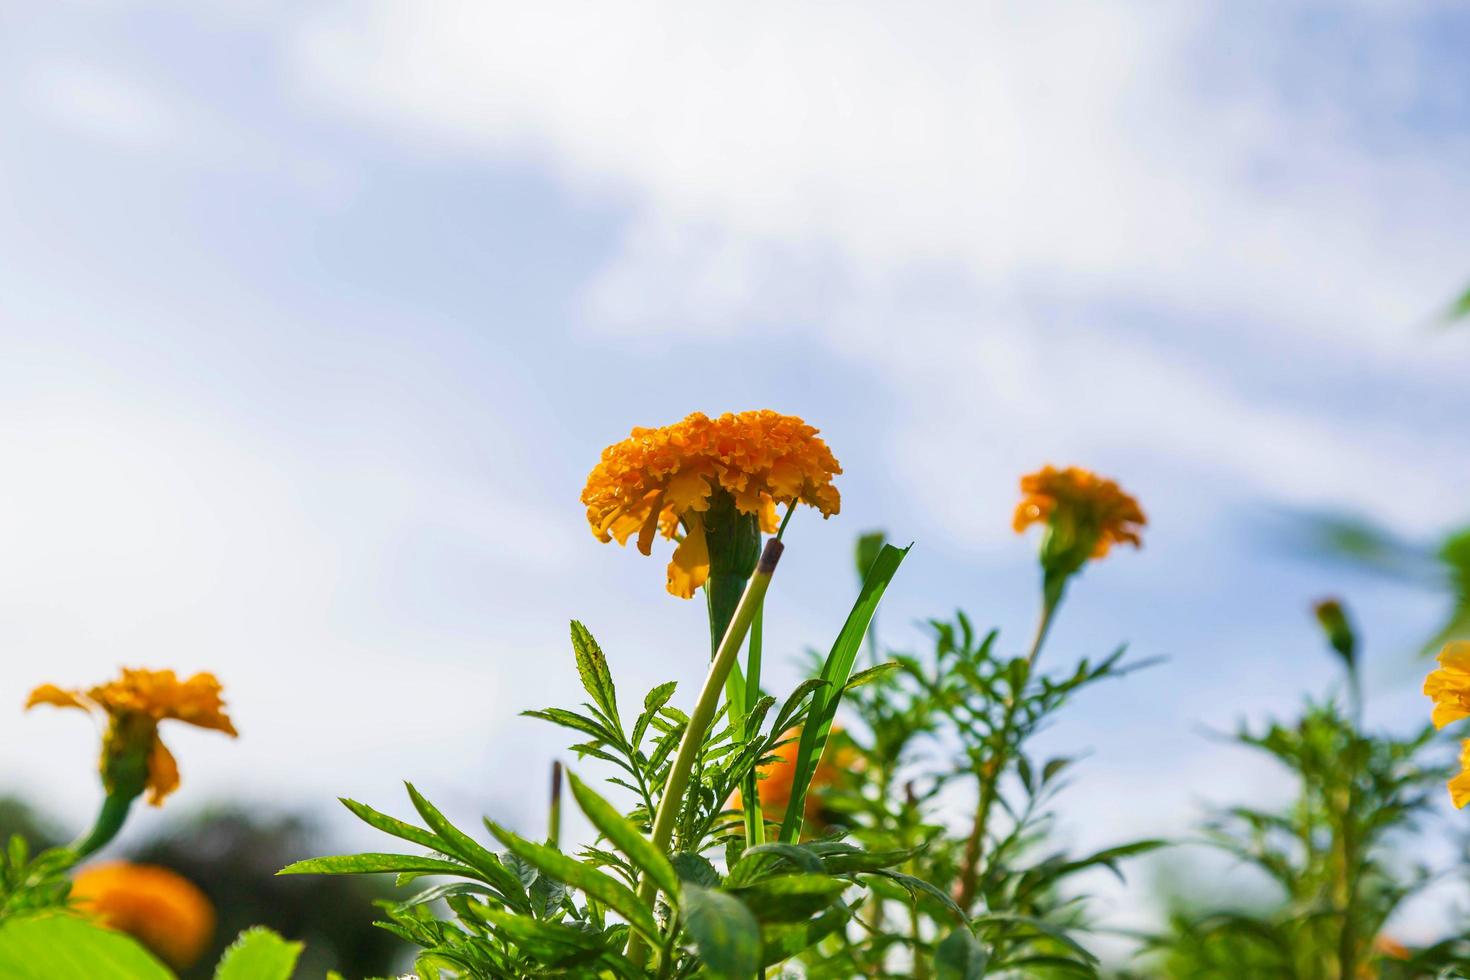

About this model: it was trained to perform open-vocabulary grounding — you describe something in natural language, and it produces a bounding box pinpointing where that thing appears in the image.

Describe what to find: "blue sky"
[4,0,1470,946]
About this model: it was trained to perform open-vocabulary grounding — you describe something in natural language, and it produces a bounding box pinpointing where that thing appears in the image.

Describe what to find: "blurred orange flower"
[72,861,215,969]
[27,668,237,806]
[733,727,851,831]
[582,411,841,598]
[1013,465,1145,559]
[1424,641,1470,731]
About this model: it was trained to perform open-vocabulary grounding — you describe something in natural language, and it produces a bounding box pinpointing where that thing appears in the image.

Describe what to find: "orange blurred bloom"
[27,668,237,806]
[734,728,851,831]
[582,411,841,598]
[72,861,215,969]
[1013,465,1145,559]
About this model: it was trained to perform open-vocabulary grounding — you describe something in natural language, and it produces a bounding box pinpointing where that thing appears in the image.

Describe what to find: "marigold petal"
[666,516,710,600]
[25,684,88,712]
[1439,640,1470,672]
[665,469,713,514]
[1432,702,1470,730]
[145,737,181,807]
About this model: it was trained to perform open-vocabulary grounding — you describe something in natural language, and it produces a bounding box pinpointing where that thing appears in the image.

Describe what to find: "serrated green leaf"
[571,620,619,724]
[338,798,443,853]
[844,661,900,691]
[484,821,660,942]
[404,783,528,909]
[213,927,302,980]
[522,708,614,743]
[565,771,680,901]
[681,884,761,980]
[278,853,472,878]
[672,852,721,887]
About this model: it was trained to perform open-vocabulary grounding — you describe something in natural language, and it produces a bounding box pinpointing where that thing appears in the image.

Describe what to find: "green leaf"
[0,913,174,980]
[855,530,888,581]
[404,783,528,909]
[570,620,620,724]
[820,846,922,875]
[278,853,473,878]
[971,912,1098,964]
[484,821,660,942]
[727,843,823,885]
[871,870,968,926]
[780,543,910,843]
[213,927,302,980]
[522,708,614,743]
[672,852,721,887]
[762,905,851,967]
[565,771,680,901]
[478,906,608,957]
[844,661,900,691]
[936,927,989,980]
[727,874,850,922]
[338,798,443,853]
[681,884,761,980]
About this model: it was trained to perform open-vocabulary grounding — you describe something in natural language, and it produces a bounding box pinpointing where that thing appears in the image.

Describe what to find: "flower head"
[72,861,215,969]
[27,668,237,806]
[1014,466,1145,599]
[1423,641,1470,731]
[582,411,841,598]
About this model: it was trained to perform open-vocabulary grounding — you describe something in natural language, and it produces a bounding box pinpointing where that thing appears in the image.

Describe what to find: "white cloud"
[286,0,1470,541]
[30,61,177,149]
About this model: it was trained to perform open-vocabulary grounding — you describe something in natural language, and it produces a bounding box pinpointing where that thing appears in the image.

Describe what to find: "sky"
[3,0,1470,953]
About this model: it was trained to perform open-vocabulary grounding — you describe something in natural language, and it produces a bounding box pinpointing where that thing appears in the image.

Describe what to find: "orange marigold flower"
[26,668,237,806]
[1450,739,1470,810]
[72,861,215,969]
[732,727,852,832]
[1013,465,1146,558]
[1425,641,1470,731]
[582,411,842,598]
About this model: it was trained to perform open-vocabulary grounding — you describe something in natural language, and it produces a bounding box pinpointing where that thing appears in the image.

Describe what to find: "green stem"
[954,591,1061,911]
[742,603,766,848]
[626,540,785,967]
[70,792,135,860]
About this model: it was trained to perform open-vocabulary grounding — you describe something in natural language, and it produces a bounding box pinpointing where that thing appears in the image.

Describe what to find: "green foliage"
[0,913,173,980]
[1136,606,1468,979]
[781,542,910,843]
[0,835,75,921]
[212,927,301,980]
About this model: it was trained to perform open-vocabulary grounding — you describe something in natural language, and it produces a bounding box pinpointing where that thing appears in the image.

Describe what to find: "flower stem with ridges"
[626,539,784,967]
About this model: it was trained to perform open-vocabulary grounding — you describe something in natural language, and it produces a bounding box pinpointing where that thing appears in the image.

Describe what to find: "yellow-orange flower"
[1013,465,1146,558]
[1424,641,1470,731]
[1450,740,1470,810]
[72,861,215,969]
[27,668,237,806]
[582,411,842,598]
[733,728,852,832]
